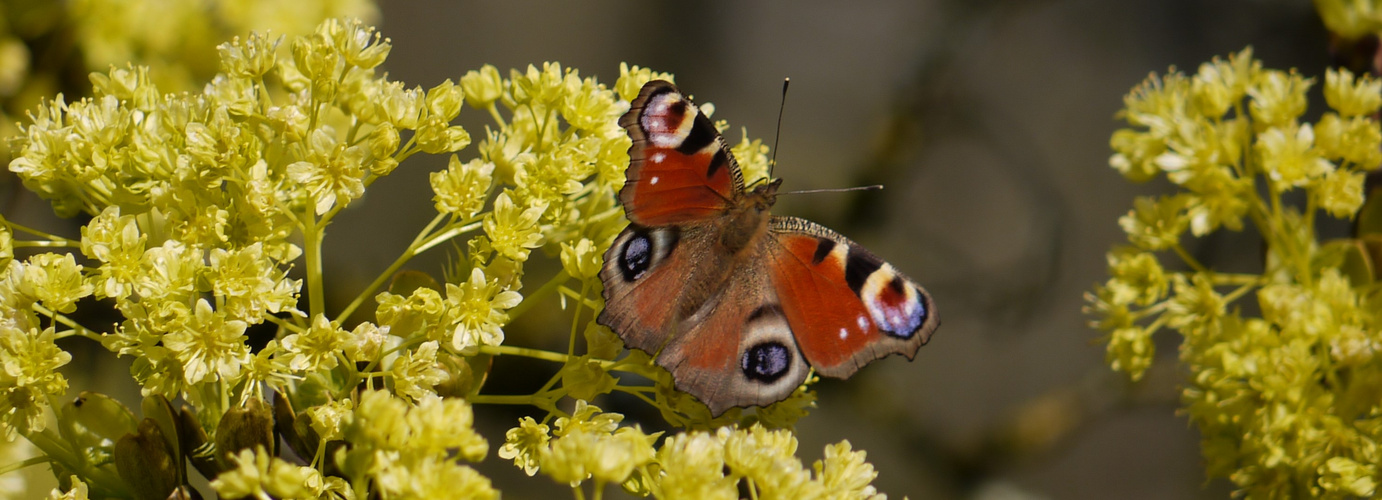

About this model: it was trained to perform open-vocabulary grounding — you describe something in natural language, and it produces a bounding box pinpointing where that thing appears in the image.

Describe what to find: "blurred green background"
[0,0,1336,498]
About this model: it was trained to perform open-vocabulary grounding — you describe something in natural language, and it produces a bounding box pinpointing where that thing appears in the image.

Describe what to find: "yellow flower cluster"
[1088,47,1382,496]
[498,402,887,499]
[0,16,893,498]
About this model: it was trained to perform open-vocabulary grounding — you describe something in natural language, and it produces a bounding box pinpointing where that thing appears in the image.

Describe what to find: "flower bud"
[115,418,180,500]
[215,397,275,466]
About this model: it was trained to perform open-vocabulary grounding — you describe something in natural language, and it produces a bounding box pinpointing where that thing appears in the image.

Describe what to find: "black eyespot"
[741,342,792,383]
[619,232,652,281]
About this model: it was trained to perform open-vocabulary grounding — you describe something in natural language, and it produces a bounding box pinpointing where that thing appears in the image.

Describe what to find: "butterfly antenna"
[768,78,790,179]
[782,184,884,196]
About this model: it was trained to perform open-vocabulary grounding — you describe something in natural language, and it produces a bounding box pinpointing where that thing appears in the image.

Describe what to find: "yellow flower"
[461,64,504,110]
[1314,113,1382,170]
[208,243,301,323]
[1314,167,1365,218]
[615,62,674,102]
[1118,195,1189,250]
[211,447,322,500]
[1105,326,1154,380]
[287,129,369,215]
[0,325,70,438]
[1318,457,1377,497]
[18,253,92,314]
[498,417,550,476]
[1191,48,1259,118]
[373,455,497,500]
[162,299,249,385]
[654,431,736,500]
[388,341,447,401]
[1256,122,1332,191]
[1324,67,1382,117]
[431,155,495,218]
[730,128,772,186]
[281,314,347,373]
[482,191,547,262]
[46,476,89,500]
[445,267,521,353]
[814,441,884,500]
[1164,274,1225,332]
[1248,70,1312,128]
[1316,0,1382,38]
[1103,247,1168,307]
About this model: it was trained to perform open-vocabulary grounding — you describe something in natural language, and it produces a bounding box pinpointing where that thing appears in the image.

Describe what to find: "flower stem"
[507,270,570,321]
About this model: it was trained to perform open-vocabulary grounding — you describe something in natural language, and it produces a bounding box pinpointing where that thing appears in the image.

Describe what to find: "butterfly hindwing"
[619,80,745,226]
[766,217,939,378]
[650,258,811,416]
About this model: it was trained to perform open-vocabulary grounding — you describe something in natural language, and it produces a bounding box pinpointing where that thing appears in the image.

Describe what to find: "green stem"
[33,304,104,342]
[1171,244,1207,274]
[414,220,481,255]
[303,211,325,318]
[507,270,570,321]
[24,428,128,496]
[12,240,79,249]
[4,221,78,245]
[0,455,51,476]
[486,103,506,128]
[567,281,590,357]
[478,344,574,364]
[338,213,446,322]
[613,385,659,408]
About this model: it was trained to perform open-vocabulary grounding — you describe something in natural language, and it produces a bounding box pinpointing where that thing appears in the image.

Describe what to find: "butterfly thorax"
[720,178,782,254]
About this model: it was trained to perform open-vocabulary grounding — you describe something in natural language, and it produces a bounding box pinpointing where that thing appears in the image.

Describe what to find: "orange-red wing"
[618,81,744,226]
[766,217,939,379]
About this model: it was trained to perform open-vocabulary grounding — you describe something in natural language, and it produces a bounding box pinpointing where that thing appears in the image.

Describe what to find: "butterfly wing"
[618,80,745,226]
[651,261,812,416]
[765,216,939,378]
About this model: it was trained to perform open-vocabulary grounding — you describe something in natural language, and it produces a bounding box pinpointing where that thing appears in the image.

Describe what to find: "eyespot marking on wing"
[860,264,927,339]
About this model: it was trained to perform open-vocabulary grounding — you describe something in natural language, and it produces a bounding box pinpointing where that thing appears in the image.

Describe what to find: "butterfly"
[597,80,940,416]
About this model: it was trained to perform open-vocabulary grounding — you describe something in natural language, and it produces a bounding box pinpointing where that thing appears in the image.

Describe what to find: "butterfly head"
[746,177,784,212]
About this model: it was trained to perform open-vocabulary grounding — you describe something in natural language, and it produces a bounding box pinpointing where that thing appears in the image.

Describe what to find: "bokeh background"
[0,0,1339,498]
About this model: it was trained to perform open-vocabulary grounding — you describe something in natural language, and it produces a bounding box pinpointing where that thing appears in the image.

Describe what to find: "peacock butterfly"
[597,80,940,416]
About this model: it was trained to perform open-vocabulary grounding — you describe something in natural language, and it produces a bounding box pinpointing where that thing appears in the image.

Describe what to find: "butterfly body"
[598,81,939,415]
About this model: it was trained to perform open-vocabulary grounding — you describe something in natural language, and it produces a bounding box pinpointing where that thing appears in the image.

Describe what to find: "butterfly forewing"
[618,81,745,226]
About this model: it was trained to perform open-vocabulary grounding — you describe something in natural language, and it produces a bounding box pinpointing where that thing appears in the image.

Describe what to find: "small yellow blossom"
[1315,167,1365,218]
[445,267,522,353]
[1248,70,1312,127]
[1256,122,1332,191]
[615,62,674,102]
[281,314,347,373]
[499,417,550,476]
[814,441,885,500]
[18,253,92,314]
[162,299,249,385]
[431,155,495,218]
[655,431,736,500]
[461,65,504,110]
[1118,195,1189,250]
[211,447,322,500]
[389,340,447,401]
[1324,67,1382,117]
[0,325,71,438]
[47,476,89,500]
